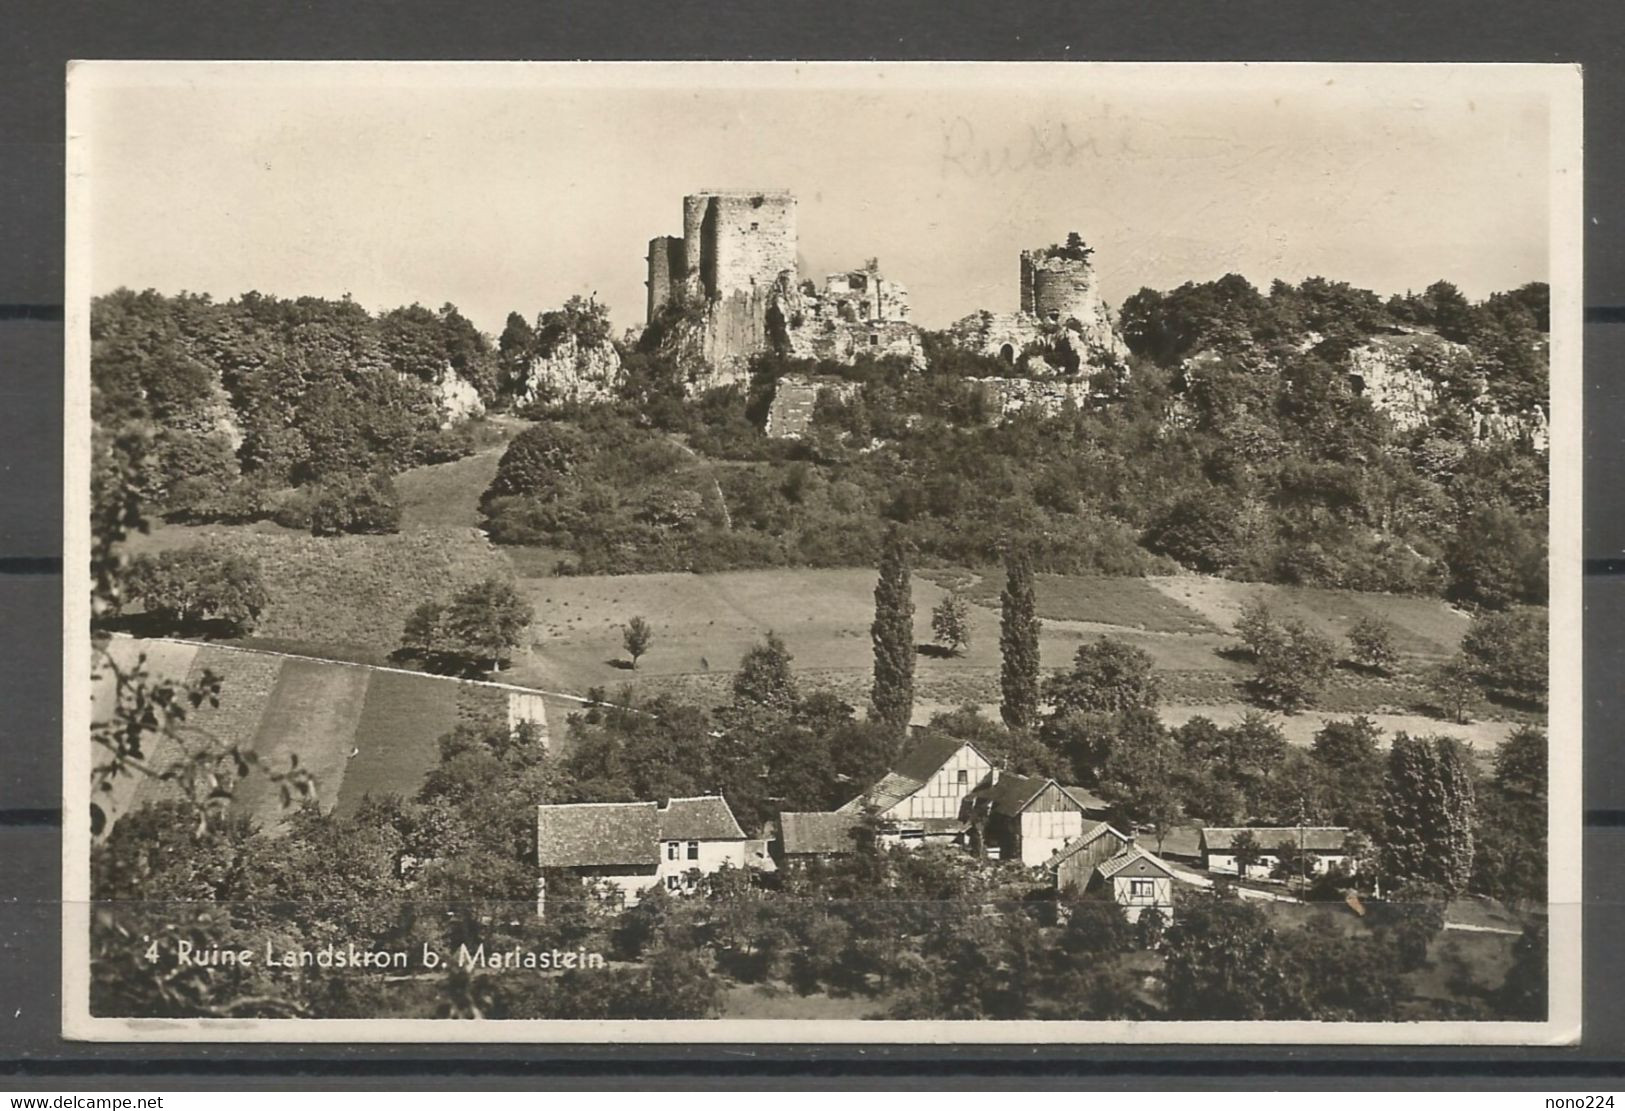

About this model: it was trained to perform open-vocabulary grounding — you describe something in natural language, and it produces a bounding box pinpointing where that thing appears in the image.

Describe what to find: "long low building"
[1200,826,1356,880]
[536,794,763,914]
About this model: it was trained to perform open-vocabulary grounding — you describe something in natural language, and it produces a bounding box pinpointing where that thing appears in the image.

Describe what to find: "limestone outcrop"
[508,333,625,407]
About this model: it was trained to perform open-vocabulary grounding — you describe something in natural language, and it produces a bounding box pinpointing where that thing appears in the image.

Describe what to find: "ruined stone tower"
[647,190,798,322]
[1020,241,1103,325]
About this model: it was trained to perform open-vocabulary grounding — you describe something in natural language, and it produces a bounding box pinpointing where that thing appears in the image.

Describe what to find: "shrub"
[310,472,401,536]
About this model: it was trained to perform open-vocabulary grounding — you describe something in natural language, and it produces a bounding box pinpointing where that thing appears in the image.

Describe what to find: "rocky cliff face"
[431,366,485,427]
[1173,330,1548,451]
[508,334,625,407]
[1347,331,1547,450]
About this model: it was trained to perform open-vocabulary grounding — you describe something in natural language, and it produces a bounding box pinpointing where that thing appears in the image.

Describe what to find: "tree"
[1044,636,1160,718]
[1161,898,1305,1020]
[869,529,915,733]
[125,547,268,635]
[1233,597,1278,659]
[1230,830,1265,878]
[1461,607,1548,707]
[930,592,972,656]
[732,631,799,715]
[1252,618,1336,712]
[1427,654,1479,723]
[1382,734,1476,894]
[1308,716,1385,832]
[999,547,1042,731]
[1143,491,1242,572]
[1347,616,1400,675]
[401,578,534,674]
[622,616,653,669]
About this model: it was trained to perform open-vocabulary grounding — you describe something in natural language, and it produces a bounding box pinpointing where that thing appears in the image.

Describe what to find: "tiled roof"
[893,734,978,782]
[536,802,660,869]
[1048,820,1130,867]
[779,811,861,855]
[1097,844,1178,880]
[659,795,747,842]
[1200,826,1351,853]
[1156,824,1205,858]
[1058,783,1110,811]
[839,770,926,814]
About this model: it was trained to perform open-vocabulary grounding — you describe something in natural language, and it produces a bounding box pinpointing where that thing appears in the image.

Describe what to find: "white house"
[1200,826,1356,881]
[834,734,995,846]
[1094,843,1178,925]
[535,794,754,914]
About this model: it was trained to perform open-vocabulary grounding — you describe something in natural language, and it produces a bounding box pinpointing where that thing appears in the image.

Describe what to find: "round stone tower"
[1020,240,1102,325]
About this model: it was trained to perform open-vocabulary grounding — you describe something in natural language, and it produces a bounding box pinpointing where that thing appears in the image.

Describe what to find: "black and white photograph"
[63,61,1582,1043]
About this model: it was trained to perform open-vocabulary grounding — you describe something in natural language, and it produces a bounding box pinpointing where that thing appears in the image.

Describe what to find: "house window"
[666,842,679,861]
[869,333,880,346]
[687,841,699,860]
[1129,878,1155,899]
[666,876,682,891]
[956,770,969,787]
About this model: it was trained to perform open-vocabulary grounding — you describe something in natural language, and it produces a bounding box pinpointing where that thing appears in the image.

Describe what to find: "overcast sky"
[76,63,1559,334]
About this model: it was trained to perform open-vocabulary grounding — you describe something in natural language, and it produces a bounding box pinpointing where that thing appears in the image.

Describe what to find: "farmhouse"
[535,794,754,914]
[964,773,1112,866]
[1200,826,1356,881]
[834,734,995,846]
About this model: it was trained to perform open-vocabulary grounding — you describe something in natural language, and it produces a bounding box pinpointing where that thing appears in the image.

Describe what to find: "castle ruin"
[645,190,922,388]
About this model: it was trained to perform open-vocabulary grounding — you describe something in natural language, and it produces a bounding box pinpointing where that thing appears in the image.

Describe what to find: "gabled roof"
[893,734,982,782]
[1059,784,1110,811]
[969,774,1110,818]
[837,734,990,814]
[537,801,660,869]
[778,811,860,855]
[1200,826,1351,853]
[659,795,747,842]
[1097,844,1178,880]
[1048,820,1130,868]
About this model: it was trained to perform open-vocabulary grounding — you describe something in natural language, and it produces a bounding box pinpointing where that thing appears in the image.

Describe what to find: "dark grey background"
[2,0,1621,1087]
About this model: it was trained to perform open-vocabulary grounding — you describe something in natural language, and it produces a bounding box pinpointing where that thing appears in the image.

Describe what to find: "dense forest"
[482,275,1549,609]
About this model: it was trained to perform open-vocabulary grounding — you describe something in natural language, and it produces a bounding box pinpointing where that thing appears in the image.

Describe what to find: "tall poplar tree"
[869,529,915,734]
[1382,733,1476,894]
[1000,546,1042,730]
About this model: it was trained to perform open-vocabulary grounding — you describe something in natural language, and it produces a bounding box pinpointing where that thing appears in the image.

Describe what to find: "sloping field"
[126,522,511,656]
[133,646,287,815]
[1147,576,1469,658]
[94,638,551,833]
[964,573,1218,634]
[515,568,1236,705]
[333,668,462,818]
[394,443,506,531]
[233,658,369,828]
